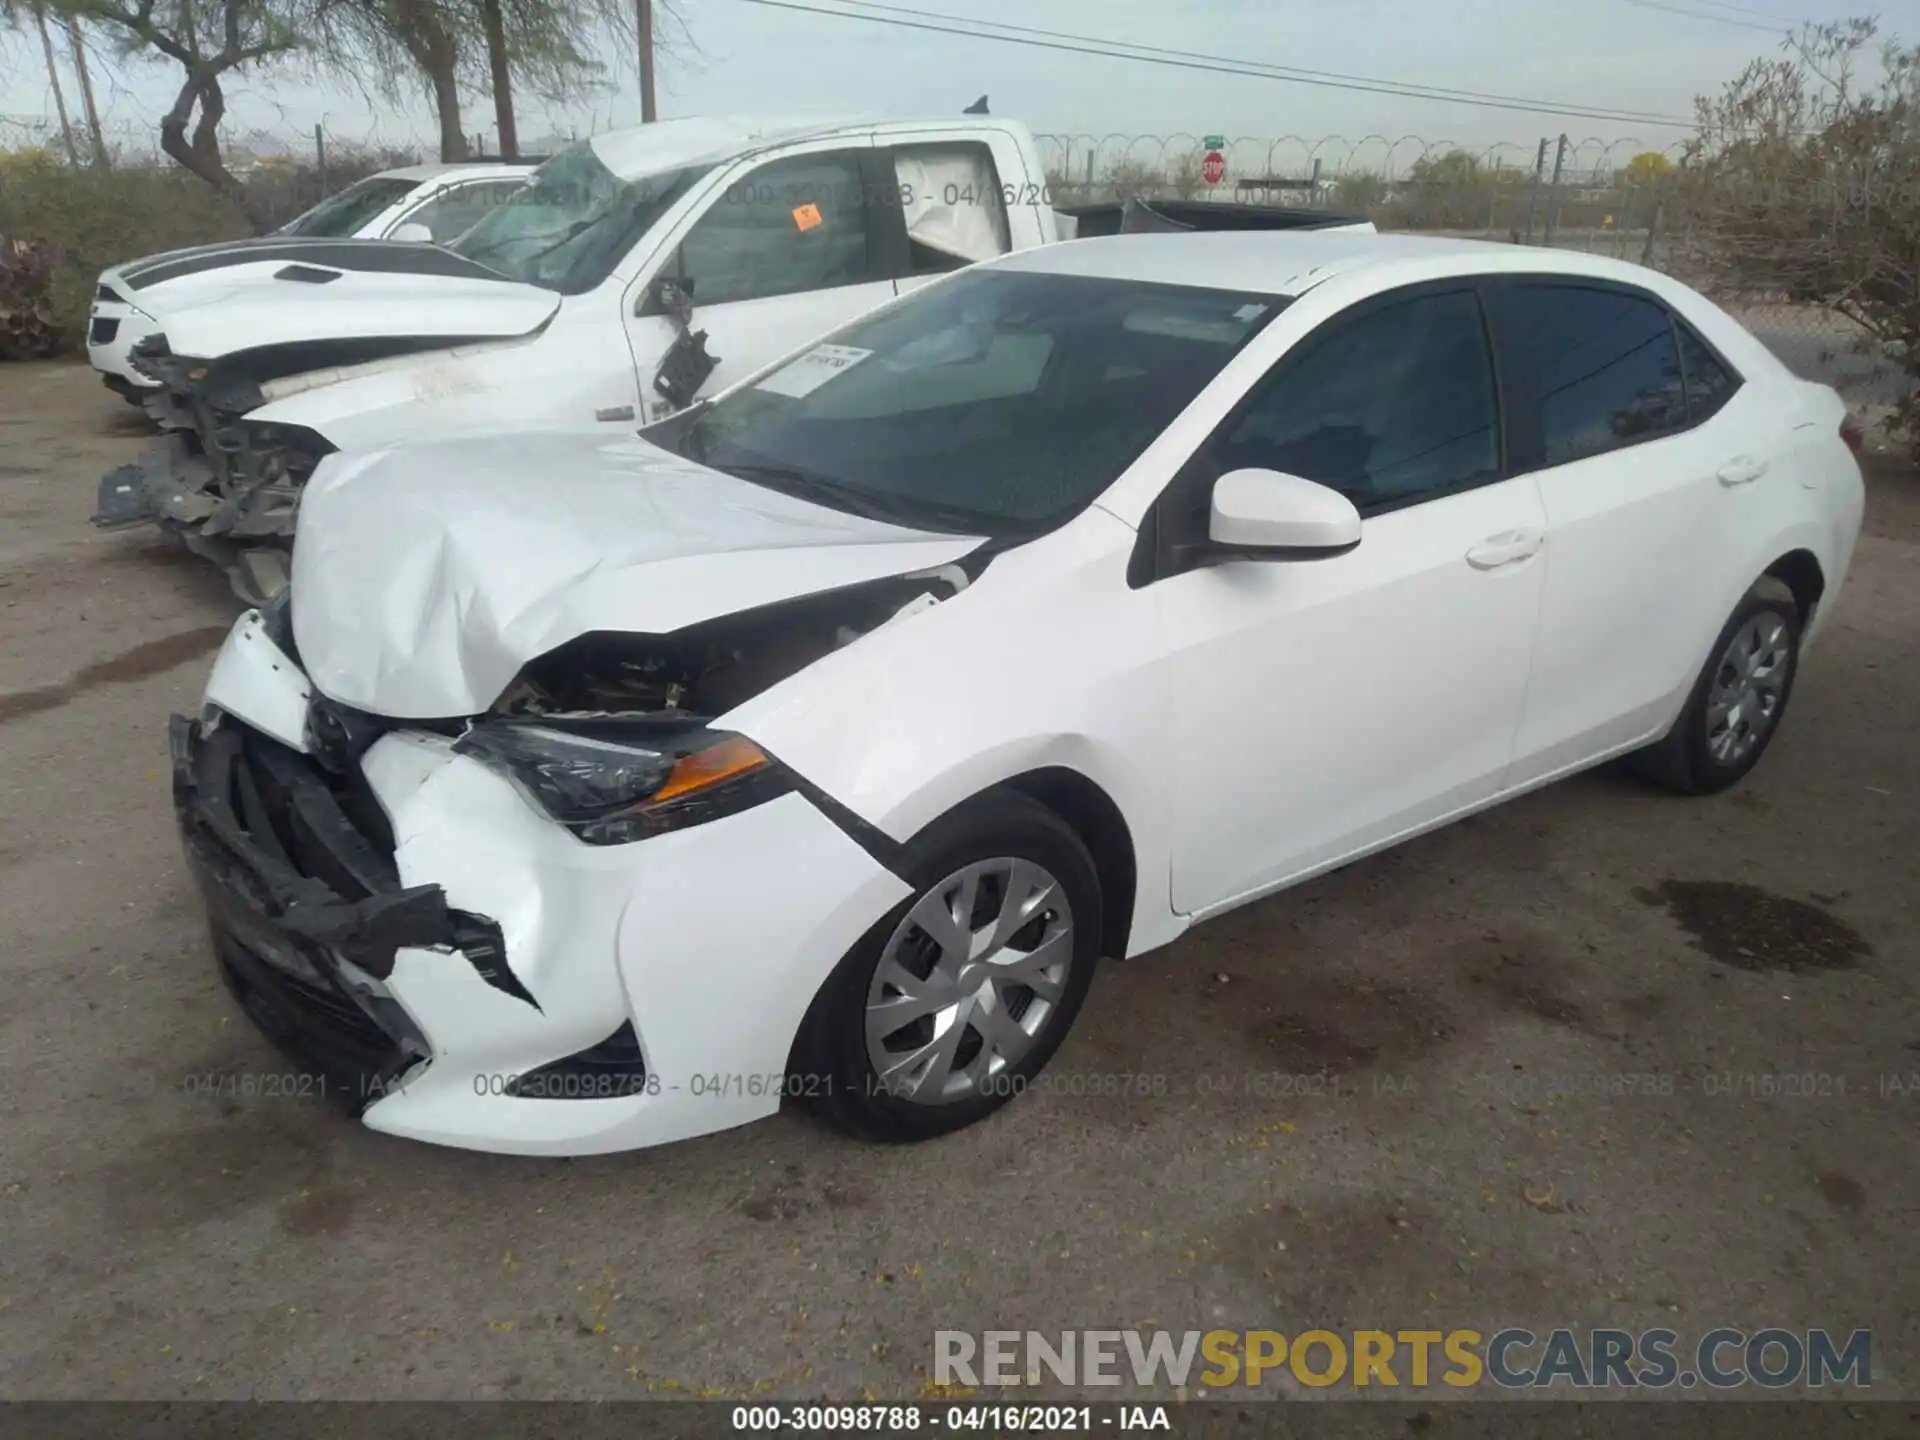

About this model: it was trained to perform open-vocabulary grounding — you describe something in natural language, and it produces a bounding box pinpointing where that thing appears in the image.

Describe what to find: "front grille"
[222,725,399,899]
[89,315,120,345]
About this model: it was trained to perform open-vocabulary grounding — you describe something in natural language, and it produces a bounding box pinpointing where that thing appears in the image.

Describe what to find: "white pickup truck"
[91,112,1371,602]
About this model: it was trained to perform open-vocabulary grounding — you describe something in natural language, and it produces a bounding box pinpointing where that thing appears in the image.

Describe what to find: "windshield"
[453,145,711,294]
[278,176,416,237]
[678,270,1286,536]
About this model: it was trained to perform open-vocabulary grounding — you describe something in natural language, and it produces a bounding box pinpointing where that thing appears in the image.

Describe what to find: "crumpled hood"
[291,430,985,718]
[142,244,559,360]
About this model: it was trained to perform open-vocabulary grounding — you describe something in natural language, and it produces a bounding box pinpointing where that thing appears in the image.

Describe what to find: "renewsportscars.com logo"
[933,1327,1872,1391]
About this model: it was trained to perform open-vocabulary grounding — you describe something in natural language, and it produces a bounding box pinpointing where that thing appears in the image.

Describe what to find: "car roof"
[995,230,1679,299]
[584,114,1022,180]
[378,161,539,184]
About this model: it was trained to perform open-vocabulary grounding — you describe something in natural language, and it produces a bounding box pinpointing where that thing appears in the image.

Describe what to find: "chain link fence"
[1035,132,1898,409]
[1,115,1903,406]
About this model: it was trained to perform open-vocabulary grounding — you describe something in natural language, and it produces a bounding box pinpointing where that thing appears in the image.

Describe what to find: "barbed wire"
[1033,132,1691,185]
[3,114,1695,178]
[2,113,1894,392]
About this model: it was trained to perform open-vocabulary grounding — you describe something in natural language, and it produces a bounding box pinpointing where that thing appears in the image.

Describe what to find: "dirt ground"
[1,359,1916,1402]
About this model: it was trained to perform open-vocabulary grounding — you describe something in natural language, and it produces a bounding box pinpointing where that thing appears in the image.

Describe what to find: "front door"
[1154,286,1549,916]
[623,145,898,421]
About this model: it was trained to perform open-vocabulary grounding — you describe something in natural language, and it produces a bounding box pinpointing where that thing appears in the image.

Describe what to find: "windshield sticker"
[1232,302,1270,322]
[756,344,873,398]
[792,203,824,232]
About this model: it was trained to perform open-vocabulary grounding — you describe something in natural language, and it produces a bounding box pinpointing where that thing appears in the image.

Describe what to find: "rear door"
[623,140,897,418]
[1486,280,1763,785]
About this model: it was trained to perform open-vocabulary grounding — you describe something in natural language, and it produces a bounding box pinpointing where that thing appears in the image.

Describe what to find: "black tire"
[1629,575,1802,795]
[794,790,1103,1143]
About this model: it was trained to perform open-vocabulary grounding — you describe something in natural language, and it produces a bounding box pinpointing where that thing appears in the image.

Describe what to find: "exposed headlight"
[452,720,789,844]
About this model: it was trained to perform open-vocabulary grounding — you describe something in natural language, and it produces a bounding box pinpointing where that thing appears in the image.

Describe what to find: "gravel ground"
[1,360,1916,1402]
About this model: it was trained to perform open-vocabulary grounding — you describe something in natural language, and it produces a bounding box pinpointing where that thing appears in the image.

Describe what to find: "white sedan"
[174,230,1865,1155]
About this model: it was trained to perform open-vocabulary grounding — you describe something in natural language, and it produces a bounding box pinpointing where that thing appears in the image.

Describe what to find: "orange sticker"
[792,202,823,232]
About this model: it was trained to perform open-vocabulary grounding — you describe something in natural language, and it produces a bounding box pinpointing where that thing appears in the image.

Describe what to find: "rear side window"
[1211,289,1500,510]
[1486,283,1687,468]
[1677,322,1740,423]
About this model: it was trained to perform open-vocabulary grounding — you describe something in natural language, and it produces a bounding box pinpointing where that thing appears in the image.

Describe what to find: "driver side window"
[676,151,880,307]
[1216,289,1500,512]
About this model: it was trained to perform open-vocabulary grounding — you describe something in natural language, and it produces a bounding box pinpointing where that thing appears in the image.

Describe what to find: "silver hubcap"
[1706,612,1791,767]
[864,857,1075,1105]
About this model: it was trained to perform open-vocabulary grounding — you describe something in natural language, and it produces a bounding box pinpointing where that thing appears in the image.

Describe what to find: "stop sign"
[1201,149,1225,186]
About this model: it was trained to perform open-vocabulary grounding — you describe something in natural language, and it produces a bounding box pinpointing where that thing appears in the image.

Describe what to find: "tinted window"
[1213,290,1498,509]
[677,270,1283,534]
[1489,284,1686,466]
[678,152,880,307]
[401,179,524,242]
[1677,322,1739,422]
[278,176,416,237]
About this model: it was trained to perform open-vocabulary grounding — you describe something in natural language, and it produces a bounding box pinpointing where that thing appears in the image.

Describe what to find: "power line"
[830,0,1693,123]
[728,0,1699,129]
[1657,0,1804,23]
[1614,0,1790,33]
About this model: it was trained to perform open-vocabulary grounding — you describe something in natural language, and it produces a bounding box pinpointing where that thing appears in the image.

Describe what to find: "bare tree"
[478,0,513,154]
[25,2,80,164]
[1681,18,1920,453]
[63,12,109,166]
[59,0,303,227]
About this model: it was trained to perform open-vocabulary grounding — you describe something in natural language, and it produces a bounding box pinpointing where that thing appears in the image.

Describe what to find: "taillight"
[1839,416,1864,456]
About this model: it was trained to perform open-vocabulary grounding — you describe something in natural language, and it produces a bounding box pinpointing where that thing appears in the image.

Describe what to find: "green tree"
[1682,18,1920,454]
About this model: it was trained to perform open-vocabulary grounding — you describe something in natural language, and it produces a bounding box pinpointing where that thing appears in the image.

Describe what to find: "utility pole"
[637,0,657,122]
[29,3,79,167]
[1543,133,1569,248]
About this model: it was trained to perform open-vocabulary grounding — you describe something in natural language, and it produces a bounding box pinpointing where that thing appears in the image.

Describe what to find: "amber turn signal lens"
[650,735,770,803]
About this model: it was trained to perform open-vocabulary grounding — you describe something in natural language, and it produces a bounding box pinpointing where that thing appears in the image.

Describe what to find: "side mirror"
[390,222,434,244]
[1208,468,1362,556]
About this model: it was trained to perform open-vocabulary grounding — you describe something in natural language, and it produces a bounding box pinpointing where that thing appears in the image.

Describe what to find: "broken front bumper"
[171,712,456,1109]
[92,355,316,606]
[180,614,913,1154]
[95,443,295,606]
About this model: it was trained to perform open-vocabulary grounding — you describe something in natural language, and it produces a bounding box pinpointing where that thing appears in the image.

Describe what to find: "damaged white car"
[172,232,1863,1155]
[90,112,1371,604]
[87,161,535,400]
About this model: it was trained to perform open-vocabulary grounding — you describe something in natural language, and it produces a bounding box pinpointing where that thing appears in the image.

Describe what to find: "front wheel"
[796,791,1103,1142]
[1630,575,1802,795]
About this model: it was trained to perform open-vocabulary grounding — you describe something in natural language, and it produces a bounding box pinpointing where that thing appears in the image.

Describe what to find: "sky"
[1,0,1905,170]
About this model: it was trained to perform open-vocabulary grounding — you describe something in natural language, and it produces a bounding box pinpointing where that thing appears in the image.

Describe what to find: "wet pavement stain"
[0,625,228,724]
[1815,1170,1867,1215]
[1634,880,1874,972]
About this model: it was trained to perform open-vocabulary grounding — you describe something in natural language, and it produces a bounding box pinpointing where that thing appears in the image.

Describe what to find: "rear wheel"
[796,791,1102,1142]
[1630,576,1801,795]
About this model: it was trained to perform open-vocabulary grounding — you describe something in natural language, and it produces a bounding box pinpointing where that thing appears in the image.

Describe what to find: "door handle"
[1717,455,1769,486]
[1466,528,1544,570]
